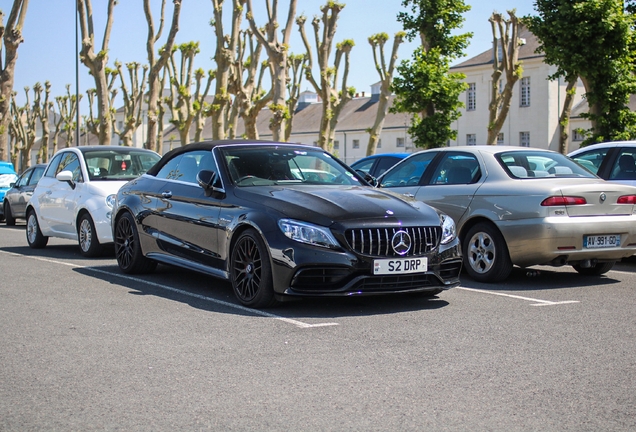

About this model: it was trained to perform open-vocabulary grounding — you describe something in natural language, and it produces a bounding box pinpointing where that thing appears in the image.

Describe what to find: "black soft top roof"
[146,139,318,176]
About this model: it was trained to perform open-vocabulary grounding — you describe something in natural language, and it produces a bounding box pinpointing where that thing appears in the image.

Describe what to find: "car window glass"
[156,154,184,181]
[16,170,31,187]
[375,157,402,176]
[28,167,45,185]
[430,153,480,185]
[58,152,83,182]
[351,158,375,173]
[44,153,63,178]
[609,149,636,180]
[570,148,608,174]
[498,151,595,179]
[379,152,437,188]
[222,147,360,186]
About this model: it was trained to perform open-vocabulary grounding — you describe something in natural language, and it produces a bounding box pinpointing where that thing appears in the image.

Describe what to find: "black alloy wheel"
[114,212,157,274]
[230,229,277,308]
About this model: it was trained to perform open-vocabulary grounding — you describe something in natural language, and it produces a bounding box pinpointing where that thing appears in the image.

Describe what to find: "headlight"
[278,219,339,249]
[440,213,456,245]
[106,194,117,209]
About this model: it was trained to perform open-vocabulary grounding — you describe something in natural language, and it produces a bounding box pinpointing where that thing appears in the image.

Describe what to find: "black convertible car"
[112,141,462,308]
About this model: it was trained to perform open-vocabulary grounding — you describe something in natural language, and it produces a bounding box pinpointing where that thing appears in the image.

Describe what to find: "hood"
[234,185,441,227]
[86,179,130,197]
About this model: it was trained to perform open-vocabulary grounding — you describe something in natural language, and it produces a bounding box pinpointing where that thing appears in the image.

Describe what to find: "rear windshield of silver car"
[496,151,598,179]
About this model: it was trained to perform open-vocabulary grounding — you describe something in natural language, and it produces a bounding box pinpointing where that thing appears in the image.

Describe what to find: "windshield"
[83,149,160,180]
[0,173,18,188]
[496,150,597,179]
[220,146,364,186]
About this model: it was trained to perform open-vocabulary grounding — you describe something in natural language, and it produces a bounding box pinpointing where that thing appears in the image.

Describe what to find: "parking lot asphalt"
[1,223,635,431]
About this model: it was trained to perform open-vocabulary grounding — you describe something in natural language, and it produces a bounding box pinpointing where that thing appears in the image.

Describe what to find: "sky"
[5,0,536,111]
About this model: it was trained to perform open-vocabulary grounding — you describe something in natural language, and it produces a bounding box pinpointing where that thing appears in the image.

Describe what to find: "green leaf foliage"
[525,0,636,145]
[392,47,467,147]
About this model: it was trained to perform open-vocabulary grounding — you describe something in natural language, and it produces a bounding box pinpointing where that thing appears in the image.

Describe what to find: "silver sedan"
[376,145,636,282]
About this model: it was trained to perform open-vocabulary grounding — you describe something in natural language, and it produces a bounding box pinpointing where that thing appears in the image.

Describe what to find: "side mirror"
[197,170,223,196]
[9,182,16,188]
[56,170,76,189]
[355,169,377,187]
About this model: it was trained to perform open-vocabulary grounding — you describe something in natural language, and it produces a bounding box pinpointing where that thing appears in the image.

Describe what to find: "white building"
[449,27,588,154]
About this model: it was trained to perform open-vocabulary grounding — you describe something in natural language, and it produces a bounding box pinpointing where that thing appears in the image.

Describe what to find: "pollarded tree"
[51,84,81,153]
[165,42,214,145]
[144,0,182,152]
[210,0,245,140]
[33,81,52,163]
[113,61,149,147]
[9,87,36,170]
[392,0,472,149]
[0,0,29,161]
[77,0,118,145]
[231,28,272,140]
[285,52,307,141]
[525,0,636,145]
[486,10,523,145]
[246,0,297,141]
[297,2,355,152]
[85,67,118,143]
[366,31,405,156]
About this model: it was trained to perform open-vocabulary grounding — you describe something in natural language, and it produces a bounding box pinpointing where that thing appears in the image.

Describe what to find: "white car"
[26,146,160,256]
[568,141,636,187]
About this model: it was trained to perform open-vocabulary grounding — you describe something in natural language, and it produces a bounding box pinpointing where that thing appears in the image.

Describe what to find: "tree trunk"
[0,0,29,161]
[558,77,577,154]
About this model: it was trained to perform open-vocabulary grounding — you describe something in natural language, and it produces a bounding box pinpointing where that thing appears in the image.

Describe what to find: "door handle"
[161,191,173,199]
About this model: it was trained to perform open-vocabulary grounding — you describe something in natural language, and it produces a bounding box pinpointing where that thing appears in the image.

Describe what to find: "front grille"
[344,226,441,257]
[354,273,440,291]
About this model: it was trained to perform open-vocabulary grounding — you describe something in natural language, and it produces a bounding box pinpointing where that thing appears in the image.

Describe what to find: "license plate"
[584,234,621,248]
[374,257,428,275]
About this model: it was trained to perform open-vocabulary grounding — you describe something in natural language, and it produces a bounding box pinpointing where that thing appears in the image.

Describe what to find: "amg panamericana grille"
[345,226,441,257]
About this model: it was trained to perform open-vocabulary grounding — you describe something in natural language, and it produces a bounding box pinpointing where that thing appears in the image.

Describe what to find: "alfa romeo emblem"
[600,192,606,203]
[391,230,412,256]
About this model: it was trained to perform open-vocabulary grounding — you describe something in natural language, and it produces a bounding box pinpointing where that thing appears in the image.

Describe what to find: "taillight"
[617,195,636,204]
[541,196,587,206]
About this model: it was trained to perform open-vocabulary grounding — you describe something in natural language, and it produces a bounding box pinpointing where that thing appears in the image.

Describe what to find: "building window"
[334,140,339,149]
[352,139,360,149]
[520,77,530,107]
[466,134,476,146]
[467,83,476,111]
[520,131,530,147]
[396,137,405,147]
[573,129,585,142]
[377,139,382,149]
[497,133,504,145]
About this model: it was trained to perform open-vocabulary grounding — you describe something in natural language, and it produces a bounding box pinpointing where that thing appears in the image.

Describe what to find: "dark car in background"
[349,153,408,178]
[112,141,462,308]
[1,164,46,225]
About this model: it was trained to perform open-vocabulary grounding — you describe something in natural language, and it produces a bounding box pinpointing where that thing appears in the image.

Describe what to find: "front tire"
[26,209,48,249]
[114,212,157,274]
[78,213,103,257]
[230,229,277,308]
[573,261,615,276]
[463,222,512,282]
[4,201,15,226]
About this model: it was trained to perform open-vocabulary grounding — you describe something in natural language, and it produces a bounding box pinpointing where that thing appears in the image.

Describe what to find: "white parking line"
[458,286,579,306]
[0,250,339,329]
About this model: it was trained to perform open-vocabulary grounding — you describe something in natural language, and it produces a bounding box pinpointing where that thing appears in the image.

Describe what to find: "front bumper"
[269,236,462,297]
